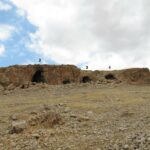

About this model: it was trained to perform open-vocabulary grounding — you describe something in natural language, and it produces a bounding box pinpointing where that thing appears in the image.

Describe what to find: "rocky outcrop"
[118,68,150,84]
[84,68,150,85]
[0,65,149,89]
[0,65,81,88]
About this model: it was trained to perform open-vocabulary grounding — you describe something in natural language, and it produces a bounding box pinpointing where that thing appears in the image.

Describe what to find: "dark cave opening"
[82,76,92,83]
[32,69,45,83]
[63,79,71,84]
[105,73,116,80]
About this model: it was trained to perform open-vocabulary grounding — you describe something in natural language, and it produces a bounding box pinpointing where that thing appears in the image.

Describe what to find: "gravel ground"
[0,83,150,150]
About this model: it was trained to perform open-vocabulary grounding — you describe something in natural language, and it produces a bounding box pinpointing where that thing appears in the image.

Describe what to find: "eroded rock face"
[0,65,81,88]
[90,68,150,85]
[0,73,10,87]
[0,65,149,89]
[119,68,150,84]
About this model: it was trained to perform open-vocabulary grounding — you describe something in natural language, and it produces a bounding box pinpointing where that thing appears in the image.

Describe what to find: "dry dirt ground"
[0,83,150,150]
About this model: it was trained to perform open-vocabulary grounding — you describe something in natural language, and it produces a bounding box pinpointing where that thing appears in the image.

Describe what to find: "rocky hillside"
[118,68,150,84]
[83,68,150,85]
[0,65,150,90]
[0,65,80,88]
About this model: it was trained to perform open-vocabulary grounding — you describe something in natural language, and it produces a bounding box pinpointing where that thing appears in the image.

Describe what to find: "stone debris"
[0,82,149,150]
[63,107,70,113]
[123,144,129,150]
[70,114,77,118]
[0,85,4,91]
[32,133,40,139]
[87,111,93,116]
[10,114,18,121]
[0,102,149,150]
[20,81,30,89]
[28,111,62,128]
[7,83,16,91]
[3,90,10,95]
[8,107,62,135]
[9,120,28,134]
[77,116,90,122]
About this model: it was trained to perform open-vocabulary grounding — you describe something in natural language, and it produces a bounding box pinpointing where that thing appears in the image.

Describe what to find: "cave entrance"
[82,76,91,83]
[105,73,116,80]
[63,79,71,84]
[32,69,45,83]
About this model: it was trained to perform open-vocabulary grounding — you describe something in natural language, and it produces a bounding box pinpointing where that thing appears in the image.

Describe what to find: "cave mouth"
[32,69,45,83]
[105,73,116,80]
[82,76,92,83]
[63,79,71,84]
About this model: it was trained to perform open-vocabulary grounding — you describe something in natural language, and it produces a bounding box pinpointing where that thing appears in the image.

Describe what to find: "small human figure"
[39,58,41,63]
[86,66,88,70]
[109,66,111,70]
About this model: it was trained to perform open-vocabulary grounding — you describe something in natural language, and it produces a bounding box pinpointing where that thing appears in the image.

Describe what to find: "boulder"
[9,120,28,134]
[20,81,30,89]
[28,111,62,128]
[7,83,15,91]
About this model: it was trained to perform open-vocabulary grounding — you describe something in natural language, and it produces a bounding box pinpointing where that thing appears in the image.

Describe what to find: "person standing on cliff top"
[39,58,41,64]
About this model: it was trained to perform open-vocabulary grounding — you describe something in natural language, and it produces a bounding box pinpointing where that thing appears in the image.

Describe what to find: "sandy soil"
[0,83,150,150]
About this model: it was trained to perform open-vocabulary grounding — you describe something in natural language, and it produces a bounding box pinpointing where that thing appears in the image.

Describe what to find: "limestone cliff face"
[0,65,81,87]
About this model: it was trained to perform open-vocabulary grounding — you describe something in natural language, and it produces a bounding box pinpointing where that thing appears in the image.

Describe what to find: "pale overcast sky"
[0,0,150,70]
